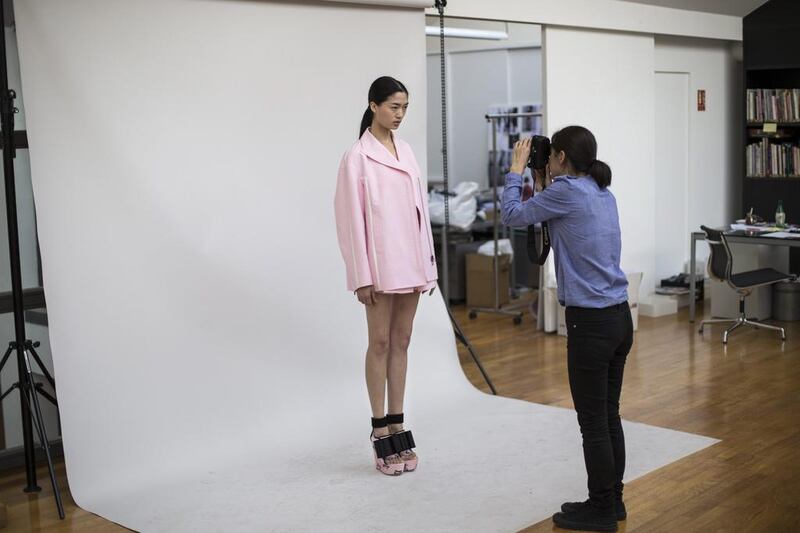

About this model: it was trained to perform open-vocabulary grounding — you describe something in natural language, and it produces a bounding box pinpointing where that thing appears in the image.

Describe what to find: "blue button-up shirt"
[501,172,628,308]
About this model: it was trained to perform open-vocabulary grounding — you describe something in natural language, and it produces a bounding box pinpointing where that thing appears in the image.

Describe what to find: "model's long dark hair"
[551,126,612,188]
[359,76,408,137]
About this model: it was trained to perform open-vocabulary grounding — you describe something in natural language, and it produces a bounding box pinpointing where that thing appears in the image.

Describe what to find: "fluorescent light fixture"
[425,26,508,40]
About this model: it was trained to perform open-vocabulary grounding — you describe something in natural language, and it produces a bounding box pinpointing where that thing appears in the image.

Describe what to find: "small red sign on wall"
[697,89,706,111]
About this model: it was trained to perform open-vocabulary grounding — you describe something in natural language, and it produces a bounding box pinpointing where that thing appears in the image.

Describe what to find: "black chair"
[698,225,796,344]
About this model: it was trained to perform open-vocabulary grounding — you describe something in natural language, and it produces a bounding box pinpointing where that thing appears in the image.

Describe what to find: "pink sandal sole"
[390,429,418,472]
[401,452,418,472]
[371,433,404,476]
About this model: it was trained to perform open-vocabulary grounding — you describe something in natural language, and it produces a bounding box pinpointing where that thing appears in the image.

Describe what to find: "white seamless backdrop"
[15,0,430,508]
[15,1,717,531]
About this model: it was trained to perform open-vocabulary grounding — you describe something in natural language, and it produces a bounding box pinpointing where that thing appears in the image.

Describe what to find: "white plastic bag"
[477,238,514,260]
[428,181,479,230]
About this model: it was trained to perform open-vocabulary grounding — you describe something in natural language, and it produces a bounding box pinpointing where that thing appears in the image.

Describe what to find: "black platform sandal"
[371,417,404,476]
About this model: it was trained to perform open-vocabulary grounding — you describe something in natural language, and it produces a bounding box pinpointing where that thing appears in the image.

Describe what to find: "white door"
[654,71,690,283]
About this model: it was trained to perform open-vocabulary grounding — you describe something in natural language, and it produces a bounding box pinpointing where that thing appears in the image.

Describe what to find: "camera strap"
[526,222,550,265]
[526,184,550,264]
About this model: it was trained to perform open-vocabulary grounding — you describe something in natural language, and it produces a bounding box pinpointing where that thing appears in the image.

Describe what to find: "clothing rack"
[469,110,543,324]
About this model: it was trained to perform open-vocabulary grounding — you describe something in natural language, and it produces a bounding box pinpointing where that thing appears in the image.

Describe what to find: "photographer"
[501,126,632,532]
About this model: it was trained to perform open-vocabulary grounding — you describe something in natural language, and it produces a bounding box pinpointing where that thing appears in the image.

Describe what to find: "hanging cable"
[435,0,450,302]
[433,0,497,394]
[436,1,448,229]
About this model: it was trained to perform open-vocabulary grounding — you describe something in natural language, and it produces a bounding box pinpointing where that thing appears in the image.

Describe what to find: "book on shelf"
[746,138,800,177]
[746,88,800,124]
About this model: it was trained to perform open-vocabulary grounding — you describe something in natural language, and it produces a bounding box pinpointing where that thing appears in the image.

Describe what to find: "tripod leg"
[34,384,58,407]
[36,383,58,407]
[26,345,57,392]
[446,305,497,395]
[0,344,13,375]
[21,350,64,519]
[0,382,19,402]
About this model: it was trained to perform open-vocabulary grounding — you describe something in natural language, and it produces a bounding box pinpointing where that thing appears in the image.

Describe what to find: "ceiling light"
[425,26,509,40]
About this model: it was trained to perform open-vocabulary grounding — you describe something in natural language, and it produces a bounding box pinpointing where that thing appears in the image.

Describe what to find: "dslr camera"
[525,135,552,265]
[527,135,551,171]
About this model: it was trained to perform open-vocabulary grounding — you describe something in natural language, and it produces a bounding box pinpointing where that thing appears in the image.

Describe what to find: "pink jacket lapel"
[360,128,414,176]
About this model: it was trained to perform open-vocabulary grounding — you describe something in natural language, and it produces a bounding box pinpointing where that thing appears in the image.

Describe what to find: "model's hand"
[510,137,532,175]
[356,285,377,306]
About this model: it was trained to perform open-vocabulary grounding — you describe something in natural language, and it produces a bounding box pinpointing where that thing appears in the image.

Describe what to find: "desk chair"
[698,225,796,344]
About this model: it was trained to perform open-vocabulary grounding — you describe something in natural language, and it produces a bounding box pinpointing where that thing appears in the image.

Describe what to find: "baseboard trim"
[0,439,64,472]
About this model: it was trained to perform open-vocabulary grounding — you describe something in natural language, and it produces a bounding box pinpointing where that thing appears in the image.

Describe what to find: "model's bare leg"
[387,292,421,457]
[365,292,403,465]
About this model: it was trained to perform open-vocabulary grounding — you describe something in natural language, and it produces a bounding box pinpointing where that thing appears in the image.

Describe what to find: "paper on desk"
[761,231,800,239]
[730,223,782,232]
[731,223,765,231]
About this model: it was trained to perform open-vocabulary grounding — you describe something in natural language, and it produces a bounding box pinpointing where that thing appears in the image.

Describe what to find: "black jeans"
[565,302,634,509]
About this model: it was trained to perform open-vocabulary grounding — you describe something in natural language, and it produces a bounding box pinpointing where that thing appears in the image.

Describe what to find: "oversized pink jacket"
[334,129,438,293]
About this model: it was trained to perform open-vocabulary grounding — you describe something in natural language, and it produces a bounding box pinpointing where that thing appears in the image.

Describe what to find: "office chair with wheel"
[698,225,796,344]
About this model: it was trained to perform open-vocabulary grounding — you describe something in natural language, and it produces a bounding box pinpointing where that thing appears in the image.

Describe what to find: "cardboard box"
[466,253,511,308]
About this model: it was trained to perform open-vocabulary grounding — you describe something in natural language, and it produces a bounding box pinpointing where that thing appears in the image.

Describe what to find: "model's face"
[370,92,409,131]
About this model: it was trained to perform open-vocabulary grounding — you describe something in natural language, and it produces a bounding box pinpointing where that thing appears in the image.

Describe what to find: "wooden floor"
[453,301,800,533]
[0,301,797,532]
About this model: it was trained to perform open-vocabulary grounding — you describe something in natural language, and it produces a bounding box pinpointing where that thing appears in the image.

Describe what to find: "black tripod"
[0,0,64,519]
[446,304,497,395]
[434,0,497,396]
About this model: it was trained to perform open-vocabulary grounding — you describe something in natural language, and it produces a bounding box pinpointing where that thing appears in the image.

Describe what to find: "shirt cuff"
[505,172,523,187]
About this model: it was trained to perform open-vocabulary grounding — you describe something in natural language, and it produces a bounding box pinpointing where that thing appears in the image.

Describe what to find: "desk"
[689,230,800,322]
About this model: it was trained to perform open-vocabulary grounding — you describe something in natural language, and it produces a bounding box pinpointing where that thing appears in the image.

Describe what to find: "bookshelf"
[742,0,800,273]
[745,90,800,178]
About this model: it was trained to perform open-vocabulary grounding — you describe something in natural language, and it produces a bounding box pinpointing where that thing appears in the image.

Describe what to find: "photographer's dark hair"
[551,125,612,188]
[359,76,408,137]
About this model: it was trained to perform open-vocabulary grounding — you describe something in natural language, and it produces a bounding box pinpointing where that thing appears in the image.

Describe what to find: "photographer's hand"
[510,138,532,175]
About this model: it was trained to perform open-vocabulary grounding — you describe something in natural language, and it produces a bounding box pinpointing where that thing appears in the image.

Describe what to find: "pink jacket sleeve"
[334,153,373,292]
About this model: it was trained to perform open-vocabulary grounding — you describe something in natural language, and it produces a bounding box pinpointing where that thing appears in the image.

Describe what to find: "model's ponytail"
[359,107,374,138]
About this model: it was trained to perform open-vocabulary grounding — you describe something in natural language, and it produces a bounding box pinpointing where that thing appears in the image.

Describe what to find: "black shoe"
[561,498,627,521]
[553,503,618,532]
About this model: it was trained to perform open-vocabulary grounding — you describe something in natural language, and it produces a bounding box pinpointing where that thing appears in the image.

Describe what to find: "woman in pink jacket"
[334,76,438,476]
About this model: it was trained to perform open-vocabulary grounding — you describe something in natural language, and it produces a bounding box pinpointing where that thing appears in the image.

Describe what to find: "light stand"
[0,0,64,518]
[434,0,496,395]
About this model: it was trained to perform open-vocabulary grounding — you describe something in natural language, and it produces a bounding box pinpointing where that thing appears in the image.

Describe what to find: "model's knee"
[390,332,412,353]
[368,336,391,357]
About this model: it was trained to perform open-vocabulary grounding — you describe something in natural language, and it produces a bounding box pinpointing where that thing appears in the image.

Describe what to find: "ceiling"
[0,1,772,27]
[618,0,769,16]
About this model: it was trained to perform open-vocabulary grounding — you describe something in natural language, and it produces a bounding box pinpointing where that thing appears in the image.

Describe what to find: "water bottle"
[775,200,786,228]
